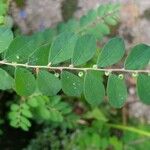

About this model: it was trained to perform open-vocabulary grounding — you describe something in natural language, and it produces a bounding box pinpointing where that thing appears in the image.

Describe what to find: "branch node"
[69,64,74,68]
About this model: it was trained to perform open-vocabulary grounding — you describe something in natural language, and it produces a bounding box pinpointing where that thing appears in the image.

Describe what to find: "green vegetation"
[0,2,150,149]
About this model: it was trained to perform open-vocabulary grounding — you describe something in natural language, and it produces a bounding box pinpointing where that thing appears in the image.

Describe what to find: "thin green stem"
[0,61,150,73]
[107,123,150,137]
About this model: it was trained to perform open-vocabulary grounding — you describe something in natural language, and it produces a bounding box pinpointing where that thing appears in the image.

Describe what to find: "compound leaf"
[124,44,150,70]
[97,37,125,67]
[107,74,127,108]
[84,70,105,106]
[15,67,36,96]
[61,71,83,97]
[37,70,61,96]
[9,102,32,131]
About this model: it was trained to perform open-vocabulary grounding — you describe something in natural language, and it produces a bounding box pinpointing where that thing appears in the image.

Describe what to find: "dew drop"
[118,74,124,79]
[78,71,84,77]
[55,73,59,78]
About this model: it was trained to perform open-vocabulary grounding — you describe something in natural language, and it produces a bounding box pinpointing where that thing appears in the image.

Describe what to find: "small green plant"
[8,95,72,130]
[23,110,150,150]
[0,2,150,135]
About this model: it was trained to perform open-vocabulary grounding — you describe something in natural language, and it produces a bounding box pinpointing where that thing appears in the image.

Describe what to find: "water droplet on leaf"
[54,73,59,78]
[118,74,124,79]
[78,71,84,77]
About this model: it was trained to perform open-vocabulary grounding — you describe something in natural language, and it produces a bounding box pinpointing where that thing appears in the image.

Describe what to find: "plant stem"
[0,61,150,73]
[107,123,150,137]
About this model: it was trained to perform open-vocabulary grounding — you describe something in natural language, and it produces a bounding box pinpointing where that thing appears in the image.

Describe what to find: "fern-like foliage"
[8,102,32,131]
[8,95,72,130]
[27,95,72,123]
[0,3,150,130]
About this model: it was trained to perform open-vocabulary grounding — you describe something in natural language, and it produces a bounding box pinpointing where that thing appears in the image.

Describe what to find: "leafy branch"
[0,3,150,132]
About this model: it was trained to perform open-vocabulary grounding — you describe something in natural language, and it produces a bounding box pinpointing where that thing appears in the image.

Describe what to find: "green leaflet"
[98,3,120,17]
[97,37,125,67]
[107,74,127,108]
[86,9,97,23]
[80,15,89,27]
[4,36,35,63]
[124,44,150,70]
[99,23,110,35]
[87,23,103,40]
[15,67,36,96]
[104,16,117,26]
[58,19,80,33]
[87,23,110,40]
[37,106,51,120]
[97,4,107,16]
[105,4,120,24]
[5,29,55,63]
[0,27,13,53]
[39,28,56,44]
[84,70,105,106]
[61,71,83,97]
[0,68,14,90]
[37,70,61,96]
[27,96,39,108]
[49,32,77,65]
[137,74,150,104]
[84,108,108,122]
[72,34,96,66]
[31,28,56,46]
[28,44,50,65]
